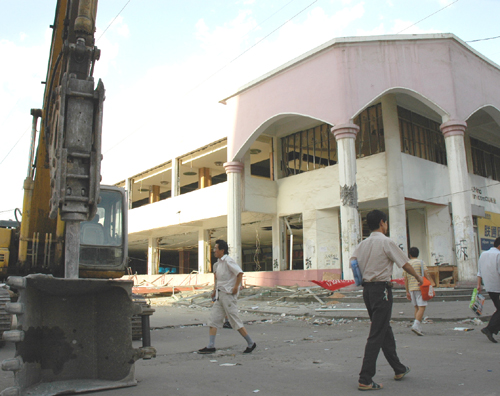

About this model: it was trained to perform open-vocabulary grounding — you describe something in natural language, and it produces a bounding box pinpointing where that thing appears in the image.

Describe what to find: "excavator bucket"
[1,274,155,396]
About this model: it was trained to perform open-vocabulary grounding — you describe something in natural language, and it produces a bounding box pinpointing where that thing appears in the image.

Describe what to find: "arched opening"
[467,105,500,181]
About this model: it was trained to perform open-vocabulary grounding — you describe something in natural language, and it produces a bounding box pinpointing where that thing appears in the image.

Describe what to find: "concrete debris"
[148,284,333,307]
[141,284,489,325]
[457,318,483,326]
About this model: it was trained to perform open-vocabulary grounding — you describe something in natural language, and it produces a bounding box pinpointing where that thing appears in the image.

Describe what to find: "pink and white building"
[119,34,500,288]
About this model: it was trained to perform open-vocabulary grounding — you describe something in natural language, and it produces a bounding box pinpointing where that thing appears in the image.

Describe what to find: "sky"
[1,0,500,220]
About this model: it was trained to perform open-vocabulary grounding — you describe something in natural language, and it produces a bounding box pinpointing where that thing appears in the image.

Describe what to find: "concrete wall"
[303,208,341,271]
[275,165,339,215]
[356,153,388,202]
[128,182,227,237]
[124,269,344,288]
[244,177,277,214]
[273,153,389,216]
[469,173,500,214]
[426,205,454,266]
[407,209,429,265]
[402,154,451,205]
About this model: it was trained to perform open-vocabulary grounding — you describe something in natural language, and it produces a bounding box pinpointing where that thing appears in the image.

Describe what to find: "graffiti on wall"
[431,252,445,265]
[340,183,358,208]
[455,239,468,261]
[273,259,279,270]
[305,257,312,269]
[324,253,339,267]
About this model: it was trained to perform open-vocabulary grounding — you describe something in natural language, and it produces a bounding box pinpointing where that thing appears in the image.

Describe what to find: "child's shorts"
[410,290,427,307]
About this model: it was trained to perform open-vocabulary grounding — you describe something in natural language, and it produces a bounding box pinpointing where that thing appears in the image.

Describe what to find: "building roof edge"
[219,33,500,104]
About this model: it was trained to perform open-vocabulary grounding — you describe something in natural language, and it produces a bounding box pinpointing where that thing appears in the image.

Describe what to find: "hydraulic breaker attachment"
[1,274,156,396]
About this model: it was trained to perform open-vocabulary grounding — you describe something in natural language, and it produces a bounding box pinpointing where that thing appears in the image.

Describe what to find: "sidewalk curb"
[240,309,492,323]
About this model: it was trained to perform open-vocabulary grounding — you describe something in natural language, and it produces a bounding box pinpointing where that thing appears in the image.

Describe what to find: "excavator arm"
[19,0,103,278]
[1,3,155,395]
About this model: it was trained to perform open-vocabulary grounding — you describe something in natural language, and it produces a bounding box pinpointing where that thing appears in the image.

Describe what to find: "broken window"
[178,139,227,196]
[398,106,446,165]
[470,137,500,181]
[354,103,385,158]
[250,135,273,180]
[283,214,303,270]
[157,232,199,274]
[241,220,273,272]
[130,161,173,209]
[280,123,336,178]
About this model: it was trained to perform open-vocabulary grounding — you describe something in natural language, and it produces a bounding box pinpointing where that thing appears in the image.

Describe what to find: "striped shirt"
[404,259,426,291]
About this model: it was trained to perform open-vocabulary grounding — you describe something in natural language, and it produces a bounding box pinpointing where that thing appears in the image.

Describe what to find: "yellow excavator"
[0,1,155,395]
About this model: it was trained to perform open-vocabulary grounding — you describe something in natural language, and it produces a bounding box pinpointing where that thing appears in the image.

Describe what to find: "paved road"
[0,296,498,396]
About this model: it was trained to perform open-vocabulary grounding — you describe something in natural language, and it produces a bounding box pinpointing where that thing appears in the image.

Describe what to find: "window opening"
[470,137,500,181]
[131,161,172,209]
[178,139,227,196]
[398,106,446,165]
[280,123,336,178]
[353,103,385,158]
[79,189,125,267]
[250,135,273,179]
[282,214,303,270]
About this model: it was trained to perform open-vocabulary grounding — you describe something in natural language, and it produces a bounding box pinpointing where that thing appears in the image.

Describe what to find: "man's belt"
[362,281,393,288]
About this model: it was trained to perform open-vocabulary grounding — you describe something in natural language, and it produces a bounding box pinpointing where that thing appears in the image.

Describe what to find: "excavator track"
[0,288,12,347]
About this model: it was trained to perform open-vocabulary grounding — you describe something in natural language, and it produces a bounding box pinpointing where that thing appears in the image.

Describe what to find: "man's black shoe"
[243,343,257,354]
[198,347,216,354]
[223,321,232,329]
[481,327,498,343]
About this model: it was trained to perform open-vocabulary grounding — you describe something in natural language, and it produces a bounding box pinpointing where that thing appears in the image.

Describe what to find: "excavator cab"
[79,186,128,279]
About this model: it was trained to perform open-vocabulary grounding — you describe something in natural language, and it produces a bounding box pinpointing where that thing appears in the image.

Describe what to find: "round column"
[332,122,360,280]
[382,94,408,277]
[224,161,244,267]
[440,120,477,283]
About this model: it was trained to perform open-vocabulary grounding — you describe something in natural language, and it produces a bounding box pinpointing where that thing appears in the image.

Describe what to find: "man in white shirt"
[477,237,500,343]
[352,210,423,391]
[198,239,256,354]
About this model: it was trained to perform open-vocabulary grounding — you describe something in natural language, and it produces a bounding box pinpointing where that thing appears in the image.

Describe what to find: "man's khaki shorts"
[208,292,244,330]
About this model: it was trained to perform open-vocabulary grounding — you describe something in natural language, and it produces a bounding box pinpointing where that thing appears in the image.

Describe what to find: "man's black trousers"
[487,292,500,335]
[359,282,406,385]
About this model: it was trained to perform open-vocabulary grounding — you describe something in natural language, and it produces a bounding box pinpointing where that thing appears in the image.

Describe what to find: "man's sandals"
[358,382,382,391]
[394,366,411,381]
